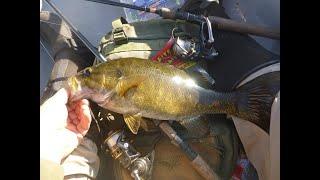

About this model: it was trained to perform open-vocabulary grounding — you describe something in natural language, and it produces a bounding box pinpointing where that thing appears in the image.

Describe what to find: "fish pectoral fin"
[115,75,146,97]
[123,113,142,134]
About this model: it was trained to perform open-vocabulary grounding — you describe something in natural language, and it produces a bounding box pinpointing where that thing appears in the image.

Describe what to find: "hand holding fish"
[40,88,92,164]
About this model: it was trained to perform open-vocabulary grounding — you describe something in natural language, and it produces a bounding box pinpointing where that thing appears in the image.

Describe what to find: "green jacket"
[40,159,64,180]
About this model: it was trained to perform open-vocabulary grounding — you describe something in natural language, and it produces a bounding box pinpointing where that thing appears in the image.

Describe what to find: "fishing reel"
[172,16,218,61]
[104,130,154,180]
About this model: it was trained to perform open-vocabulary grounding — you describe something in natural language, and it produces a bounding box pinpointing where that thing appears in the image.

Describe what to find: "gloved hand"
[40,88,92,164]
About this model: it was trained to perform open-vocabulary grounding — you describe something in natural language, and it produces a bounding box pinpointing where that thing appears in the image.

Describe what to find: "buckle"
[113,27,128,45]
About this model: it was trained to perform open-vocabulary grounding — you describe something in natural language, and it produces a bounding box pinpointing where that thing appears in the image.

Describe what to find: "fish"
[67,58,279,134]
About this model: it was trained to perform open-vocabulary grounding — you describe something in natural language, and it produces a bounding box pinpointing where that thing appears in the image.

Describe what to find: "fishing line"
[89,108,101,133]
[40,20,73,40]
[40,39,55,63]
[44,0,107,62]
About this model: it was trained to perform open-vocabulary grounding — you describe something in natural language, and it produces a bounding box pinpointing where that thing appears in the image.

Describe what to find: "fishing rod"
[44,0,107,62]
[154,120,221,180]
[84,0,280,40]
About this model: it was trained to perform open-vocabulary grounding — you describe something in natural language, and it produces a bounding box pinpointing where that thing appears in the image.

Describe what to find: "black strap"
[47,76,69,87]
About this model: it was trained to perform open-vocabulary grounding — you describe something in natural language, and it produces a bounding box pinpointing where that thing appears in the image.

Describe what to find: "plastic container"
[120,0,185,22]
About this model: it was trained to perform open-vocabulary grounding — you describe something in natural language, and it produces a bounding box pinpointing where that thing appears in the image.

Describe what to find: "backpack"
[96,17,239,179]
[98,17,200,65]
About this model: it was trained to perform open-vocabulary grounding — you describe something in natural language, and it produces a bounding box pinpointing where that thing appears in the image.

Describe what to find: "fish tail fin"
[235,72,280,133]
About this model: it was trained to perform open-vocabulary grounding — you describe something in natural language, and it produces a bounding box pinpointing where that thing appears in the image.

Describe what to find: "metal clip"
[199,16,219,60]
[203,16,214,45]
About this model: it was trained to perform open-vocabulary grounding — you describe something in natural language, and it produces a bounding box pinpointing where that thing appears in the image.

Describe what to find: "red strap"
[151,37,175,61]
[151,37,196,69]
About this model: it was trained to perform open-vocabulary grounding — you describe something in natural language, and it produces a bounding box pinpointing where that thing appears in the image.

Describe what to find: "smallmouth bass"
[68,58,279,134]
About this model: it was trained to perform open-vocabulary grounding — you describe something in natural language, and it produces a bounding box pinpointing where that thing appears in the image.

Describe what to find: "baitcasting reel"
[104,130,154,180]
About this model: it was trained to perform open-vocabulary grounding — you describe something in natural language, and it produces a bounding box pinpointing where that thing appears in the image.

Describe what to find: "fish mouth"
[91,90,114,106]
[67,76,113,104]
[69,86,94,102]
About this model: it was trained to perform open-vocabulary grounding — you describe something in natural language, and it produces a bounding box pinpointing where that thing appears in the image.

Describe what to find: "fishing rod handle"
[157,121,220,180]
[192,155,220,180]
[208,16,280,40]
[158,8,279,40]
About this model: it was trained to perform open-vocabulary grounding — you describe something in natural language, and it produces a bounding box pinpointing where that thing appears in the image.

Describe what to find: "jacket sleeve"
[40,159,64,180]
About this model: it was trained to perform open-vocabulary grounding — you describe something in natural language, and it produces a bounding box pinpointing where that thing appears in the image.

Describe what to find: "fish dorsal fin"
[123,113,142,134]
[115,75,146,97]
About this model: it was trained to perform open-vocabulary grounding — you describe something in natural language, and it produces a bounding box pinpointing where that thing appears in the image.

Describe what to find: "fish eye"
[83,68,92,77]
[116,69,122,78]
